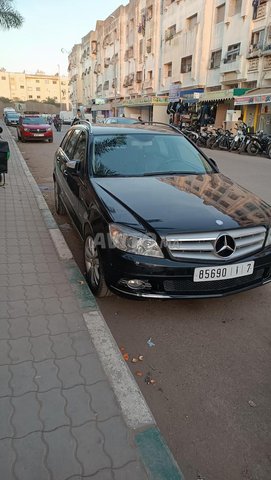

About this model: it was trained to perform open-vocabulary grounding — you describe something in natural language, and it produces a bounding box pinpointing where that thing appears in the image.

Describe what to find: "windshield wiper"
[143,171,198,176]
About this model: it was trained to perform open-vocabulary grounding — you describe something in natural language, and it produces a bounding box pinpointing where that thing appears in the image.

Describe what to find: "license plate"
[33,133,44,137]
[193,261,255,282]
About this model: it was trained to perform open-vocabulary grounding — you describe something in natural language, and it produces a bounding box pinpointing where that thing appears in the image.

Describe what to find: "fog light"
[127,279,146,290]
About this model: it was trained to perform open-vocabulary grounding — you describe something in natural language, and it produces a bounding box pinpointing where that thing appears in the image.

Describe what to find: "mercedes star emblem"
[214,235,236,258]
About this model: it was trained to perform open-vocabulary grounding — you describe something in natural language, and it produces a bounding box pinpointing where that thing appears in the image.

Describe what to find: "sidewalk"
[0,124,183,480]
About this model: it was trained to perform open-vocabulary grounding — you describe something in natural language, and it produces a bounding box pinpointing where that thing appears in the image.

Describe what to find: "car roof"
[92,124,180,135]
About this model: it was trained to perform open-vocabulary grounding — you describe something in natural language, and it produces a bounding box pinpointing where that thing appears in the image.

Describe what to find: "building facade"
[67,0,271,126]
[0,70,69,109]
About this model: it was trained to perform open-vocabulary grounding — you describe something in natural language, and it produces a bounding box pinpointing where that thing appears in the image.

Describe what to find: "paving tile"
[12,392,42,437]
[8,316,30,339]
[0,365,12,396]
[38,389,69,430]
[99,416,137,468]
[55,357,84,388]
[0,397,14,438]
[9,337,32,364]
[86,381,120,421]
[9,362,37,396]
[62,385,96,425]
[29,335,54,362]
[78,353,105,385]
[50,332,74,358]
[34,359,62,392]
[44,426,81,479]
[13,432,50,480]
[72,422,111,475]
[0,438,16,480]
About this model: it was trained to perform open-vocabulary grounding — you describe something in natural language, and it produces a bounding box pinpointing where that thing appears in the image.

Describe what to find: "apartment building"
[67,0,271,126]
[0,70,69,109]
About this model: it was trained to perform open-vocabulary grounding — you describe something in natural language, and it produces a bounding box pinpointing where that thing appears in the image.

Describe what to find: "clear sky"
[0,0,128,76]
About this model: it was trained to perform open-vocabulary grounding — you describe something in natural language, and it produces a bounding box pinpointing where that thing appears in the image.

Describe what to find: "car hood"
[22,123,49,128]
[92,173,271,235]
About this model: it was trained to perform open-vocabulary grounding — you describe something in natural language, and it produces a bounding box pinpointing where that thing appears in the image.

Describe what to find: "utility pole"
[57,64,62,110]
[110,15,117,115]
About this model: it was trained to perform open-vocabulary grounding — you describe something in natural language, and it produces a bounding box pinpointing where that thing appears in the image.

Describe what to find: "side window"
[73,131,87,166]
[62,129,81,159]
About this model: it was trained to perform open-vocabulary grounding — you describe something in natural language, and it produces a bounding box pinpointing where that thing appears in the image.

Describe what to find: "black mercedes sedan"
[53,122,271,298]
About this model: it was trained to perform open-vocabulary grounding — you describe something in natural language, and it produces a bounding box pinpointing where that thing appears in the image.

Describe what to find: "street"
[11,125,271,480]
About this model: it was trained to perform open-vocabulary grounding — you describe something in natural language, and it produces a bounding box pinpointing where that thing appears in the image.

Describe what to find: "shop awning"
[234,88,271,105]
[169,86,204,102]
[199,88,248,103]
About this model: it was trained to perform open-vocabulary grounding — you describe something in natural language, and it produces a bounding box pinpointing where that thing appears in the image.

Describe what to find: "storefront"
[167,85,204,126]
[234,89,271,134]
[199,88,248,128]
[115,96,169,122]
[91,99,112,122]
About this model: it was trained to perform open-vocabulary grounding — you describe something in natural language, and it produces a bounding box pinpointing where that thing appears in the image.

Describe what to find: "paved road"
[10,126,271,480]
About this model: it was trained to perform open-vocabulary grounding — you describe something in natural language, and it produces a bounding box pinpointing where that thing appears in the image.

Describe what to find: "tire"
[206,136,216,149]
[48,138,53,143]
[54,180,66,215]
[84,229,112,297]
[268,144,271,159]
[247,141,260,156]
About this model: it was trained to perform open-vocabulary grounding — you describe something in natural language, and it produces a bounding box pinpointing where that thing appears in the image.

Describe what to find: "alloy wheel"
[84,235,100,287]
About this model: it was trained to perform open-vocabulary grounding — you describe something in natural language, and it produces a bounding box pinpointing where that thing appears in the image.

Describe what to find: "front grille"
[163,268,264,293]
[29,128,46,133]
[166,226,266,262]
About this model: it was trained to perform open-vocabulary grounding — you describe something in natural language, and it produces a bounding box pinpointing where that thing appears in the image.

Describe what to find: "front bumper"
[102,248,271,299]
[21,131,53,141]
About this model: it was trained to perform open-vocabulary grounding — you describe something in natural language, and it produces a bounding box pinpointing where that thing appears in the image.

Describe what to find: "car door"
[55,127,81,222]
[68,129,89,235]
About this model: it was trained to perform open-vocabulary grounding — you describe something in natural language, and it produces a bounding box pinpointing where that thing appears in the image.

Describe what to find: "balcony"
[248,57,259,72]
[247,43,264,58]
[264,55,271,70]
[220,55,244,73]
[254,2,267,20]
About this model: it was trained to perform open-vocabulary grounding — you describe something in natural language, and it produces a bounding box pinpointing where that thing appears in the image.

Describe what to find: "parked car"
[103,117,138,124]
[17,115,53,142]
[53,122,271,299]
[4,111,20,126]
[60,110,73,125]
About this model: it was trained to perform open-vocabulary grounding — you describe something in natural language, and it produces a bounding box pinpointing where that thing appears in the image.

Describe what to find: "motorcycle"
[246,130,271,158]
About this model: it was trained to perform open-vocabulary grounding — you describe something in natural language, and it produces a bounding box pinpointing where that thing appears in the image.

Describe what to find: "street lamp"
[110,15,117,115]
[57,64,62,110]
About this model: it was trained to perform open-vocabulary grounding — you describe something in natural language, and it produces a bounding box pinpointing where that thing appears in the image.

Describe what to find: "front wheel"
[247,141,260,156]
[268,144,271,159]
[84,232,112,297]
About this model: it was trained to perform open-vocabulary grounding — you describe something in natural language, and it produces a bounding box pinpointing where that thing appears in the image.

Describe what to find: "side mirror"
[66,159,80,175]
[209,158,219,172]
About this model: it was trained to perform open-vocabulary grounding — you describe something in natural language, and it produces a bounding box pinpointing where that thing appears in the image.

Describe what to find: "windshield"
[92,133,214,177]
[7,113,20,118]
[22,116,47,125]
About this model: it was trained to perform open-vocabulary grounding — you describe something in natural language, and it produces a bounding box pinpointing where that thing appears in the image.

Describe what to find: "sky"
[0,0,128,76]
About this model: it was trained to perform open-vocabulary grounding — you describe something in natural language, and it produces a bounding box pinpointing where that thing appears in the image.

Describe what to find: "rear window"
[92,133,214,177]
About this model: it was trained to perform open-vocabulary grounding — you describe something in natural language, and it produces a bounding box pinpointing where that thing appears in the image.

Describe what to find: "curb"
[3,124,185,480]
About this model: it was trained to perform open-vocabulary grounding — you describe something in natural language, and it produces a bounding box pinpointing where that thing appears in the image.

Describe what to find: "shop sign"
[94,98,106,105]
[119,96,168,107]
[235,94,271,106]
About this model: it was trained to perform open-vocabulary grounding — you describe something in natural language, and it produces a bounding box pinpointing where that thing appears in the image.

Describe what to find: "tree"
[0,0,24,30]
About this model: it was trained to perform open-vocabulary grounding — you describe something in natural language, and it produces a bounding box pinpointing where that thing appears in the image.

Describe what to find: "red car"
[17,115,53,143]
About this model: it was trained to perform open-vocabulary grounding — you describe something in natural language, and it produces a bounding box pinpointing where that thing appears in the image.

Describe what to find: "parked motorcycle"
[246,130,271,158]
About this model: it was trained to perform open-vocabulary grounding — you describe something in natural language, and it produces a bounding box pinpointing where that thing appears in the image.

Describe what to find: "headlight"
[265,228,271,247]
[109,224,163,258]
[46,127,52,131]
[23,127,30,132]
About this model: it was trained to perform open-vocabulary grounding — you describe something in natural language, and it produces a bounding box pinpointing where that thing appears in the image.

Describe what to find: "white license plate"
[33,133,44,137]
[193,261,255,282]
